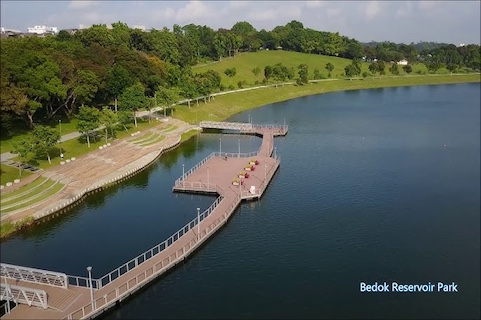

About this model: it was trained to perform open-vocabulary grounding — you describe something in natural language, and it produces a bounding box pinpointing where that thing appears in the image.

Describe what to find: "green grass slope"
[193,50,436,86]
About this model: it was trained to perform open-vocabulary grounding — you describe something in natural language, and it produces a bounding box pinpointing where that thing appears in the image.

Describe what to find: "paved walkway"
[0,118,196,224]
[0,123,286,320]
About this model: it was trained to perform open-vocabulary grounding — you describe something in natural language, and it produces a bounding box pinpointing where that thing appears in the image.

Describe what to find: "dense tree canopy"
[1,20,479,136]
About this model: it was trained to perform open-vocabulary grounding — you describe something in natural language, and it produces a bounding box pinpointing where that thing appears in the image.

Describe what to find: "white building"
[27,25,58,34]
[397,59,408,66]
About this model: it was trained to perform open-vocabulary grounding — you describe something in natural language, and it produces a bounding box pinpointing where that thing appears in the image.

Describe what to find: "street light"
[182,164,185,188]
[197,208,200,240]
[219,138,222,156]
[265,163,267,181]
[207,166,210,189]
[87,266,95,311]
[59,120,63,160]
[4,272,10,314]
[238,139,240,157]
[274,146,277,159]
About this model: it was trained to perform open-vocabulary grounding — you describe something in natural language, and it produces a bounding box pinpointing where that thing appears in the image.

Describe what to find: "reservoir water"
[1,83,479,319]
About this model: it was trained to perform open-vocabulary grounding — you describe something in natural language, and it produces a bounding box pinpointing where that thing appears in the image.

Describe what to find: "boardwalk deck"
[0,122,287,320]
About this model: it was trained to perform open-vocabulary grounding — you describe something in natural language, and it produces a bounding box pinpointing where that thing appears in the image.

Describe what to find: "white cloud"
[174,0,214,22]
[230,1,250,9]
[304,1,326,8]
[150,7,176,21]
[365,1,382,20]
[69,0,99,10]
[248,4,302,22]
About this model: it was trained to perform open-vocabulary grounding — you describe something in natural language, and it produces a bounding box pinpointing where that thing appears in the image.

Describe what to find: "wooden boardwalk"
[1,122,287,320]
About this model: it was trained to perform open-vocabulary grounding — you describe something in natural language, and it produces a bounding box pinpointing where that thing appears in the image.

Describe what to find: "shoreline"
[1,75,479,240]
[0,122,199,241]
[172,73,480,124]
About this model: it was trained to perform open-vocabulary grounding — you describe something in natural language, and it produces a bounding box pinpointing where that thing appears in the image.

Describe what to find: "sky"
[1,0,480,45]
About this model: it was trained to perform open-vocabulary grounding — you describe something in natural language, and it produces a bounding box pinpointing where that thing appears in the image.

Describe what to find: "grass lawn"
[0,164,32,185]
[172,74,480,124]
[192,50,455,87]
[1,117,79,154]
[181,129,200,142]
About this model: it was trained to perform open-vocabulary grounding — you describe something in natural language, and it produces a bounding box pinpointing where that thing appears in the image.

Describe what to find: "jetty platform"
[0,121,287,320]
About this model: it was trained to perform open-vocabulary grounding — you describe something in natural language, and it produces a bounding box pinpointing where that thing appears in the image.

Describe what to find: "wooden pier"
[0,121,287,320]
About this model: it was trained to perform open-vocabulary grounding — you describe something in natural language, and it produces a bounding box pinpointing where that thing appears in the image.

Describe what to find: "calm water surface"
[1,83,479,319]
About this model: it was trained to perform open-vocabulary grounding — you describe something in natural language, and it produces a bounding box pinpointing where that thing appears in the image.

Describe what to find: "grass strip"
[137,135,165,147]
[0,182,64,215]
[1,177,49,203]
[1,180,57,207]
[181,130,200,142]
[128,132,157,144]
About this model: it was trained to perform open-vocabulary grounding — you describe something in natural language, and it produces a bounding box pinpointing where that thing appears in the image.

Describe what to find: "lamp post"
[238,139,240,157]
[4,273,10,314]
[59,120,63,160]
[248,114,251,123]
[274,146,277,159]
[182,164,185,188]
[197,207,200,240]
[219,138,222,156]
[87,266,95,311]
[207,166,210,189]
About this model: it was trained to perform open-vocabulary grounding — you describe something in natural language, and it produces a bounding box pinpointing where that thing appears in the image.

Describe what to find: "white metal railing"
[213,151,259,158]
[67,275,100,289]
[64,194,241,320]
[1,283,48,309]
[199,121,253,131]
[173,181,217,192]
[174,153,216,186]
[1,263,68,289]
[96,194,224,289]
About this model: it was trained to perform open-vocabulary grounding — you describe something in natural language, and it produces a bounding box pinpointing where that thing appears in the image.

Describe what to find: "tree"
[264,65,273,83]
[180,79,198,108]
[118,111,133,131]
[73,70,100,108]
[325,62,334,78]
[30,125,61,164]
[389,63,399,75]
[446,63,458,74]
[99,107,118,141]
[120,83,146,127]
[298,63,309,84]
[369,62,379,75]
[377,61,386,75]
[11,138,32,176]
[224,67,237,85]
[252,67,261,78]
[77,106,100,147]
[155,86,180,117]
[402,64,413,74]
[345,60,361,78]
[105,65,132,112]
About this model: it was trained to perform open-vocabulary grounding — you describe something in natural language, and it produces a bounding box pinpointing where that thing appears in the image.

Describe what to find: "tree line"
[1,20,480,136]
